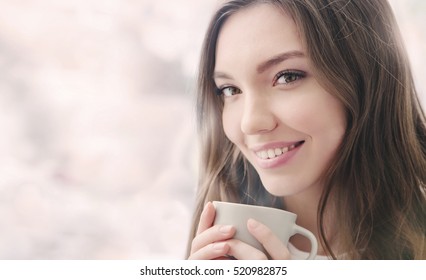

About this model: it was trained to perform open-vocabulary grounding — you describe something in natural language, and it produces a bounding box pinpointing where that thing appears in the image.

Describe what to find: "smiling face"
[214,4,347,197]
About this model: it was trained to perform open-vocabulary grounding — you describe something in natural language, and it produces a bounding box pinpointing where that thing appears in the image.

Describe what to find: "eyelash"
[215,86,242,97]
[215,70,306,97]
[273,70,306,86]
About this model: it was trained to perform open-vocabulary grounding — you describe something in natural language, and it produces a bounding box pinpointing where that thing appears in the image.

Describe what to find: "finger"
[191,224,236,254]
[196,202,216,236]
[224,239,268,260]
[188,242,230,260]
[247,219,291,260]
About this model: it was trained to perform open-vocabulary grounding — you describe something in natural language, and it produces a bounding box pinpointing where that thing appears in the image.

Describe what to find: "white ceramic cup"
[213,201,318,260]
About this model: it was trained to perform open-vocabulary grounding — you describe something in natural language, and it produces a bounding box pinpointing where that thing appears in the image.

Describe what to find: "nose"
[240,93,277,135]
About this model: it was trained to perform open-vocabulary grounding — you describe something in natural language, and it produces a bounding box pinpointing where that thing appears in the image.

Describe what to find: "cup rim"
[212,201,297,218]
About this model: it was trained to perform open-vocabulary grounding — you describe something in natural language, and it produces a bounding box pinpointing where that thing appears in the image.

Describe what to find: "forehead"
[215,3,304,71]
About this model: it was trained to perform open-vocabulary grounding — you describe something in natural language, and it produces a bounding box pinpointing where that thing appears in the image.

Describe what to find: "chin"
[260,177,297,197]
[259,174,315,198]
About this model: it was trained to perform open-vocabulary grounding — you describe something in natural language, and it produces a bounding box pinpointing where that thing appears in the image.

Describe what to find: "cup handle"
[292,225,318,260]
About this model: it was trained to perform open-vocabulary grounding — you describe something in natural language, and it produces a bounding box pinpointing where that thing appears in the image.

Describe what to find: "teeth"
[256,143,300,160]
[260,151,268,159]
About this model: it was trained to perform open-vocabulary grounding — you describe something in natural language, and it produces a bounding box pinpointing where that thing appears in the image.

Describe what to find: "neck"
[282,183,337,256]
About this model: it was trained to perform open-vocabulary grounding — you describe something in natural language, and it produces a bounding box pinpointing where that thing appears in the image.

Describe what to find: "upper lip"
[250,140,304,152]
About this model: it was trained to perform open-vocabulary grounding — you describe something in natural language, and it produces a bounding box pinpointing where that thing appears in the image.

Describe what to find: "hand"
[214,218,291,260]
[188,202,291,260]
[244,218,291,260]
[188,201,236,259]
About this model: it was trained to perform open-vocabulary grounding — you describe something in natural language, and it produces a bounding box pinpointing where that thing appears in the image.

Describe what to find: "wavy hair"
[187,0,426,259]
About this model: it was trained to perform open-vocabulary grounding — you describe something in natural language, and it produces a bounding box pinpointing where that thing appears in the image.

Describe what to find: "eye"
[273,70,306,86]
[216,86,242,97]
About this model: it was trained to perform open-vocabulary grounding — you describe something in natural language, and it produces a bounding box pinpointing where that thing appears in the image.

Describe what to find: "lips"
[252,140,305,161]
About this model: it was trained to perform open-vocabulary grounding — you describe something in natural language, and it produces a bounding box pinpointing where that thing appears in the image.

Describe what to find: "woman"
[187,0,426,259]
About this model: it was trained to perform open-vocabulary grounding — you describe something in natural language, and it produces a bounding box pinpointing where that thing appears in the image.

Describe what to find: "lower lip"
[254,144,303,169]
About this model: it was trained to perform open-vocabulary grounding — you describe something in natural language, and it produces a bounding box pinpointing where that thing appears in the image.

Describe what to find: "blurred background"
[0,0,424,259]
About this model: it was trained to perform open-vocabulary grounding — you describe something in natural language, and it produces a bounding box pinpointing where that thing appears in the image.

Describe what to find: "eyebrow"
[256,50,305,74]
[213,50,305,80]
[213,71,233,80]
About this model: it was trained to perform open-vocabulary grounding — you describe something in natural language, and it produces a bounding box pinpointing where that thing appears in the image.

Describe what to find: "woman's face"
[214,4,346,197]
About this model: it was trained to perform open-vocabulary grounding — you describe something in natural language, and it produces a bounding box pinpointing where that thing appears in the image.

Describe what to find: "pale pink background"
[0,0,424,259]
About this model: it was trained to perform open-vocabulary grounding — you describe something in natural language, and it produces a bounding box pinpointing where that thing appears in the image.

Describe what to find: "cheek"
[312,99,346,140]
[285,89,346,136]
[300,96,347,160]
[275,91,346,162]
[222,104,241,143]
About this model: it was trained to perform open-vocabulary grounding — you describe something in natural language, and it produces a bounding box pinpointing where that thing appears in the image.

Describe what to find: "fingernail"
[203,202,211,211]
[247,218,259,229]
[219,225,233,234]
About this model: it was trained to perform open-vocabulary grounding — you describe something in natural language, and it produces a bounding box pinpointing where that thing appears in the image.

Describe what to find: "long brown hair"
[188,0,426,259]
